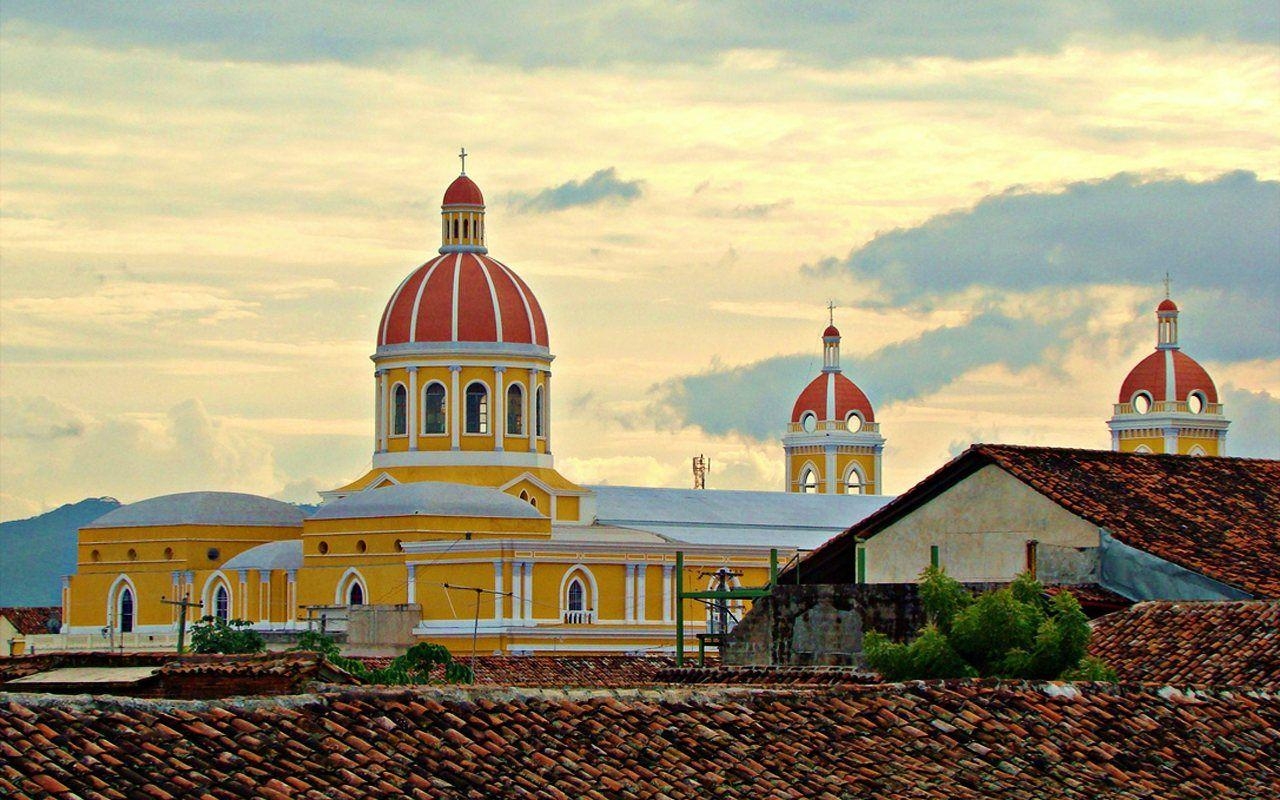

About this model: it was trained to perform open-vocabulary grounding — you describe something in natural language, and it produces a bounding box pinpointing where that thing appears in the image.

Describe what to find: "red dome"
[1118,349,1217,404]
[791,372,875,424]
[823,324,840,338]
[378,252,548,348]
[1157,298,1178,312]
[443,175,484,207]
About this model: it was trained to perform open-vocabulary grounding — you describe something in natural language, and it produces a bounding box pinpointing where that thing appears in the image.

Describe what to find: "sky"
[1,1,1277,521]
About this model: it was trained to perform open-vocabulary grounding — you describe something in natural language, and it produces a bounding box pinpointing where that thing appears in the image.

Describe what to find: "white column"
[493,560,504,623]
[509,562,522,622]
[170,571,181,627]
[825,446,837,494]
[624,563,635,623]
[285,570,297,630]
[406,564,417,605]
[1164,427,1178,454]
[522,561,534,621]
[259,570,271,625]
[378,370,389,452]
[450,365,462,450]
[493,367,505,451]
[374,371,383,452]
[636,564,647,623]
[237,569,249,621]
[873,446,883,495]
[407,366,419,450]
[662,565,673,623]
[61,576,72,632]
[528,368,538,452]
[543,372,551,454]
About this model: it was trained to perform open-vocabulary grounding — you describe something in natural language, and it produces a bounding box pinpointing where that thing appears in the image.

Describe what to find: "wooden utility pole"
[160,594,202,653]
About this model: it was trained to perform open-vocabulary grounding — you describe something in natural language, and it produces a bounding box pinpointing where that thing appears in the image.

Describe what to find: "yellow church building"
[56,163,894,656]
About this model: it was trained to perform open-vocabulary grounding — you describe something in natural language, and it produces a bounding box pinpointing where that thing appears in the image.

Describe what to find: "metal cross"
[827,300,837,325]
[1163,271,1171,298]
[459,147,468,174]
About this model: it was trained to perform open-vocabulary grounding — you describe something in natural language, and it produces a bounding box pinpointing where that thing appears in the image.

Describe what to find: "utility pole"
[160,594,201,653]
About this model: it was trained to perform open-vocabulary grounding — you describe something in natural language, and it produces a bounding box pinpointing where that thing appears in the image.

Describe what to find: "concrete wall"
[862,465,1100,583]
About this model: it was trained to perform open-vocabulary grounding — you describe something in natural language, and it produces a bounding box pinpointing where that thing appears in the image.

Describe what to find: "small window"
[507,384,525,435]
[845,470,864,495]
[356,539,367,553]
[318,541,330,554]
[800,467,818,493]
[452,218,459,238]
[214,585,230,620]
[394,539,404,552]
[127,548,138,561]
[530,496,538,508]
[119,588,134,633]
[90,549,101,563]
[349,582,364,606]
[845,412,862,433]
[423,383,446,434]
[1132,392,1152,414]
[392,383,408,436]
[534,386,545,437]
[567,579,585,611]
[466,383,489,434]
[207,547,220,561]
[463,218,470,239]
[164,547,174,560]
[1187,391,1205,414]
[519,490,529,501]
[801,412,817,433]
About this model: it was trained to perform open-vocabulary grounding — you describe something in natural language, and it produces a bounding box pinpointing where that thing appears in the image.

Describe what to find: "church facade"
[57,164,892,655]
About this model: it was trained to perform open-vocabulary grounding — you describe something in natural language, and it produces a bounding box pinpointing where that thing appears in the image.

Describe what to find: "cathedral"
[58,163,892,656]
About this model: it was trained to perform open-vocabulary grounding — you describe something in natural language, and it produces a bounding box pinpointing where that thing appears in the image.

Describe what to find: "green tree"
[290,632,474,685]
[864,569,1113,681]
[188,616,265,654]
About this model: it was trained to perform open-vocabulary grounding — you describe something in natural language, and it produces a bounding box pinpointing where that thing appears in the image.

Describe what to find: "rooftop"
[3,680,1276,798]
[312,481,543,521]
[1089,600,1280,690]
[0,607,60,636]
[84,491,305,529]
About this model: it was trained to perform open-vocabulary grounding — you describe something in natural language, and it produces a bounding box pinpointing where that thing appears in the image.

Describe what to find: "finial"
[459,147,468,175]
[1163,272,1171,298]
[827,300,837,326]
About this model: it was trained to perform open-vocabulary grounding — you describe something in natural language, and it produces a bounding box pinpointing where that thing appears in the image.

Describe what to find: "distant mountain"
[0,497,321,607]
[0,497,120,606]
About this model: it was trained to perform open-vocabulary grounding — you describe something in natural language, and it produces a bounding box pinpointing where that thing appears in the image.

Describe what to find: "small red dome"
[378,252,548,348]
[443,175,484,207]
[791,372,875,424]
[823,324,840,338]
[1157,298,1178,313]
[1118,349,1217,404]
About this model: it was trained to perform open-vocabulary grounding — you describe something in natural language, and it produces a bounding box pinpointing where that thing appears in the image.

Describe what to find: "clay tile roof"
[2,681,1277,797]
[796,445,1280,597]
[0,607,60,635]
[356,654,675,687]
[1089,600,1280,689]
[655,665,880,686]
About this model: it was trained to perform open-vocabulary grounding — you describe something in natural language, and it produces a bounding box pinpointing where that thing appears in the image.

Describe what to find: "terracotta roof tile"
[798,446,1280,597]
[1090,600,1280,689]
[2,681,1278,798]
[355,654,676,686]
[0,607,61,636]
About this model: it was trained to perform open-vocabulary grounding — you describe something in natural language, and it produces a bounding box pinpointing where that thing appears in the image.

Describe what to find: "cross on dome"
[459,147,468,175]
[827,300,837,326]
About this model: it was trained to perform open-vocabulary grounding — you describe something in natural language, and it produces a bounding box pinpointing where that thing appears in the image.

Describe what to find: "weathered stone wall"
[724,582,1003,667]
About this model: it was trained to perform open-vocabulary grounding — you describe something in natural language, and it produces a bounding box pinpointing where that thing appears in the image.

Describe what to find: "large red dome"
[443,175,484,207]
[1118,349,1217,404]
[378,252,548,348]
[791,372,875,424]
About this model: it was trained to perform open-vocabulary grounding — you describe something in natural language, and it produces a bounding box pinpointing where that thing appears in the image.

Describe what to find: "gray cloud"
[1220,385,1280,459]
[652,310,1061,440]
[809,171,1280,362]
[510,168,643,213]
[3,2,1275,67]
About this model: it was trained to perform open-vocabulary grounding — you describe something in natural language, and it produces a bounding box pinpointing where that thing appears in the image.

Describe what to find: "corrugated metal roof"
[312,481,543,520]
[85,492,305,529]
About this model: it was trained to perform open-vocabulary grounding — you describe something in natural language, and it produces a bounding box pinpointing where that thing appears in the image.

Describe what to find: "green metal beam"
[680,589,773,600]
[675,551,684,667]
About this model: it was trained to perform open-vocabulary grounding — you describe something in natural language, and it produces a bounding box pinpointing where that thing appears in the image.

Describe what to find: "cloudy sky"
[2,2,1277,520]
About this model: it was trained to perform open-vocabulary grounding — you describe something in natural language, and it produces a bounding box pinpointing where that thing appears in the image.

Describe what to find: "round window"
[356,539,367,553]
[318,541,329,555]
[1187,392,1204,414]
[845,413,862,433]
[164,547,174,560]
[90,549,101,563]
[1132,393,1152,414]
[394,539,404,552]
[127,548,138,561]
[206,547,220,561]
[801,412,817,433]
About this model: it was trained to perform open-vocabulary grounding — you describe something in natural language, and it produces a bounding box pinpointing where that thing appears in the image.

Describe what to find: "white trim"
[843,461,867,494]
[478,259,504,342]
[374,341,553,361]
[380,268,418,345]
[497,471,590,497]
[505,381,526,436]
[372,449,556,469]
[201,571,234,619]
[489,256,539,346]
[420,380,449,436]
[462,378,491,435]
[1164,348,1176,402]
[407,254,450,342]
[826,372,836,420]
[334,567,369,605]
[797,461,819,493]
[450,253,464,341]
[558,564,599,620]
[389,381,409,436]
[106,574,138,633]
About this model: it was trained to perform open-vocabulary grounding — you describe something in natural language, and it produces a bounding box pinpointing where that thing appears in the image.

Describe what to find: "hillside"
[0,498,120,606]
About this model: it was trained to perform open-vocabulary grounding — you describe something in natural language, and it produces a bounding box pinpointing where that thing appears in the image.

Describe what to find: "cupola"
[440,148,487,254]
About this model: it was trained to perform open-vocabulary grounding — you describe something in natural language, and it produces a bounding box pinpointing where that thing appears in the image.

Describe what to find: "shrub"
[189,616,265,654]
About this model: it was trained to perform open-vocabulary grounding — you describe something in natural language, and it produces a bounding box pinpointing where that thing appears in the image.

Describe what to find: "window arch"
[1134,444,1154,454]
[348,582,365,605]
[465,382,489,434]
[463,217,470,239]
[108,575,138,634]
[799,465,819,493]
[1131,391,1153,414]
[119,587,135,633]
[1187,391,1206,414]
[844,411,863,433]
[335,568,369,606]
[391,383,408,436]
[843,463,866,495]
[506,383,525,435]
[800,412,817,433]
[534,386,545,437]
[214,584,230,620]
[1188,445,1207,457]
[422,382,447,434]
[559,566,597,624]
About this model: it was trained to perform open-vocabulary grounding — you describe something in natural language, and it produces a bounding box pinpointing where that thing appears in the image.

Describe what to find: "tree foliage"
[865,569,1113,681]
[290,634,473,684]
[189,616,265,654]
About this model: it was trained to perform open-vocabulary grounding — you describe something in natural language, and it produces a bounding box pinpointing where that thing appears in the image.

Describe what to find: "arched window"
[519,490,530,502]
[845,411,863,433]
[119,587,134,633]
[800,467,818,494]
[1134,445,1154,454]
[1188,445,1207,457]
[452,218,459,239]
[560,567,595,624]
[1132,391,1152,414]
[506,384,524,435]
[392,383,408,436]
[348,582,364,605]
[844,465,865,495]
[465,383,489,434]
[214,584,230,620]
[534,386,545,437]
[567,579,584,611]
[463,218,470,239]
[423,383,446,434]
[801,412,817,433]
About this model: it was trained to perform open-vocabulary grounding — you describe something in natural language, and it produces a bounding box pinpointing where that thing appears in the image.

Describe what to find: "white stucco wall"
[861,464,1100,583]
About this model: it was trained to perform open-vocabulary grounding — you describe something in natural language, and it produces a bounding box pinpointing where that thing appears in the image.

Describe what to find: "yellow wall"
[788,448,879,494]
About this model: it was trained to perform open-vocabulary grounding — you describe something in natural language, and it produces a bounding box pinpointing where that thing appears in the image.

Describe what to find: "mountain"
[0,498,120,606]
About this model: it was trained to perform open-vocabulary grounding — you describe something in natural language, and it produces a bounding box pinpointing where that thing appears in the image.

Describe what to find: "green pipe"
[675,550,684,666]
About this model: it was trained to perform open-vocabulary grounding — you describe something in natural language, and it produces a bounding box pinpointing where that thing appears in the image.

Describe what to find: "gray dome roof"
[84,491,306,529]
[221,539,303,572]
[313,481,542,521]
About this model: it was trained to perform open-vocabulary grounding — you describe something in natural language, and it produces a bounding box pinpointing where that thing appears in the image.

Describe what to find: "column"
[407,366,419,450]
[873,445,884,496]
[662,565,673,623]
[510,562,523,622]
[259,570,271,625]
[636,564,647,623]
[61,576,72,632]
[522,561,534,621]
[450,365,462,450]
[1163,427,1178,454]
[493,367,505,451]
[493,560,504,623]
[183,571,195,602]
[237,569,249,621]
[378,370,390,452]
[170,571,181,626]
[285,570,297,630]
[406,564,417,605]
[373,371,383,452]
[825,445,837,494]
[528,367,538,452]
[543,372,551,454]
[624,563,635,623]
